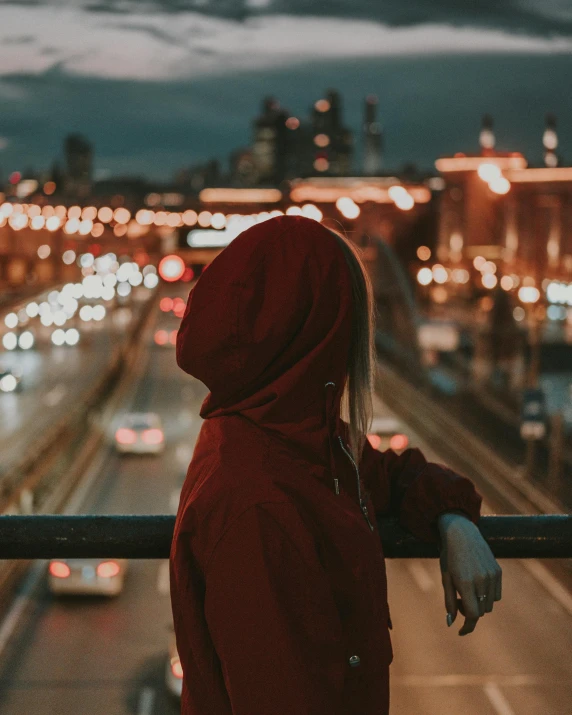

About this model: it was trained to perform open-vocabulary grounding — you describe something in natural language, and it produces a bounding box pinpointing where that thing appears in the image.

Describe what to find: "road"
[0,290,148,476]
[0,284,570,714]
[0,283,193,714]
[380,393,572,714]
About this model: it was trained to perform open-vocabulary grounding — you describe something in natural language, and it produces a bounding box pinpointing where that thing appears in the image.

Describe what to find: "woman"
[170,214,501,714]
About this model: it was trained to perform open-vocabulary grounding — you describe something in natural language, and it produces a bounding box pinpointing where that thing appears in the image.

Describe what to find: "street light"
[489,177,511,195]
[477,163,501,182]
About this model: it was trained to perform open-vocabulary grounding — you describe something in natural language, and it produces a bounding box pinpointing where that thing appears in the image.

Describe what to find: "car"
[48,558,127,596]
[0,366,22,393]
[114,412,165,454]
[154,329,177,348]
[165,632,183,698]
[368,416,410,454]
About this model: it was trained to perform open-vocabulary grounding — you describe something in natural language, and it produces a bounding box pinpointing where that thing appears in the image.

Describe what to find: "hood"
[176,214,352,468]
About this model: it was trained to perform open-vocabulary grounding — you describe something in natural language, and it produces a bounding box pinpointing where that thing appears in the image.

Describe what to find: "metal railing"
[0,515,570,559]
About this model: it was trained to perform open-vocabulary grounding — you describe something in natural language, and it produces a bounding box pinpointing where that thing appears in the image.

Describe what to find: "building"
[235,90,355,185]
[310,89,353,176]
[435,116,572,287]
[64,133,93,197]
[251,97,291,184]
[229,147,260,187]
[362,94,383,175]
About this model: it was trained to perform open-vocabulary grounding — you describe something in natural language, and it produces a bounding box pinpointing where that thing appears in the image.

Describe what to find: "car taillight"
[116,428,137,444]
[173,298,186,318]
[97,561,121,579]
[142,428,163,445]
[154,330,168,346]
[159,298,173,312]
[390,433,409,451]
[171,658,183,679]
[49,561,71,579]
[366,434,382,450]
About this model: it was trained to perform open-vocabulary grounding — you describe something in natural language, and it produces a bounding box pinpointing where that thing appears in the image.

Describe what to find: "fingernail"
[446,613,453,627]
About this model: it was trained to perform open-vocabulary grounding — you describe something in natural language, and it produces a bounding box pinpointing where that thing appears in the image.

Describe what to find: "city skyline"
[1,1,571,179]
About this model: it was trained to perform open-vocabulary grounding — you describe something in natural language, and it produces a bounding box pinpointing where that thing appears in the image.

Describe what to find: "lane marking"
[407,561,435,592]
[522,559,572,618]
[157,561,170,596]
[43,384,66,407]
[63,447,112,515]
[0,562,45,656]
[483,682,515,715]
[137,686,156,715]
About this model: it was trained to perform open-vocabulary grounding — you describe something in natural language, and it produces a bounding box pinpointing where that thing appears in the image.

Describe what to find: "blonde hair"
[328,229,376,462]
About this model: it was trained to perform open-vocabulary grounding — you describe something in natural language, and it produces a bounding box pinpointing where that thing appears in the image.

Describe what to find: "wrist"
[437,510,471,535]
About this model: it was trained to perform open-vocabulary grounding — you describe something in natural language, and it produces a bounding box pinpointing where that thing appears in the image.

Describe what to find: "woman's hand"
[437,511,502,636]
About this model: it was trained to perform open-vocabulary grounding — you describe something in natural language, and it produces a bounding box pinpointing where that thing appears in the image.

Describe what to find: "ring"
[477,595,487,601]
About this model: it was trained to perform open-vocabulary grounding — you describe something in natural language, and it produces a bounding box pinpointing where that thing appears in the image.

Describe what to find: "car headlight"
[0,375,17,392]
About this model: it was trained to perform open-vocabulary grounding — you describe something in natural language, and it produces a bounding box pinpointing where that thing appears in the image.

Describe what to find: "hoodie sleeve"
[359,440,482,543]
[204,502,345,715]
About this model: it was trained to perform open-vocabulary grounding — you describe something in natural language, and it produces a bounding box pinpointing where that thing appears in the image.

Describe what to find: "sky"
[0,0,571,181]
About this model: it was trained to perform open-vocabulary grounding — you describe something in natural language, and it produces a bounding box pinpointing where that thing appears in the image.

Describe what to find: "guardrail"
[0,515,570,559]
[375,362,564,516]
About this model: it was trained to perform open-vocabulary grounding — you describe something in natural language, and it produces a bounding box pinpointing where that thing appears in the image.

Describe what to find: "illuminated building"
[435,146,572,283]
[251,97,291,184]
[435,152,526,266]
[310,89,353,176]
[230,90,354,185]
[362,95,383,175]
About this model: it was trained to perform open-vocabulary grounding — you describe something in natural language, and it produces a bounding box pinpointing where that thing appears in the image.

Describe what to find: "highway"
[0,284,570,714]
[0,289,148,477]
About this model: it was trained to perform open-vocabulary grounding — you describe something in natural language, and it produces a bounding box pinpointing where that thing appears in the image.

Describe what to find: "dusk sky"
[1,0,572,181]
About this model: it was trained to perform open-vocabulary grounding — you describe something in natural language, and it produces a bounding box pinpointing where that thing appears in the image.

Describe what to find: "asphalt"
[0,285,570,714]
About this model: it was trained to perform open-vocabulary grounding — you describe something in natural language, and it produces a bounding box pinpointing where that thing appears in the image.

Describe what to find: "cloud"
[0,2,570,181]
[23,1,572,37]
[0,5,571,82]
[2,52,571,181]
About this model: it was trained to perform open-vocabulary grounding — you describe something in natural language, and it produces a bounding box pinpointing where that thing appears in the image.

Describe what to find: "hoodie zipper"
[338,436,375,532]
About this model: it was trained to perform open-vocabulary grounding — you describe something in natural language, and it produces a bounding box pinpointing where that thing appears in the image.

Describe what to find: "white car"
[114,412,165,454]
[368,416,410,454]
[165,632,183,698]
[48,559,127,596]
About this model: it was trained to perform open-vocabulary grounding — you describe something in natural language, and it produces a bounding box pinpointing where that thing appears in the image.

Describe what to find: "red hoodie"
[170,215,482,715]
